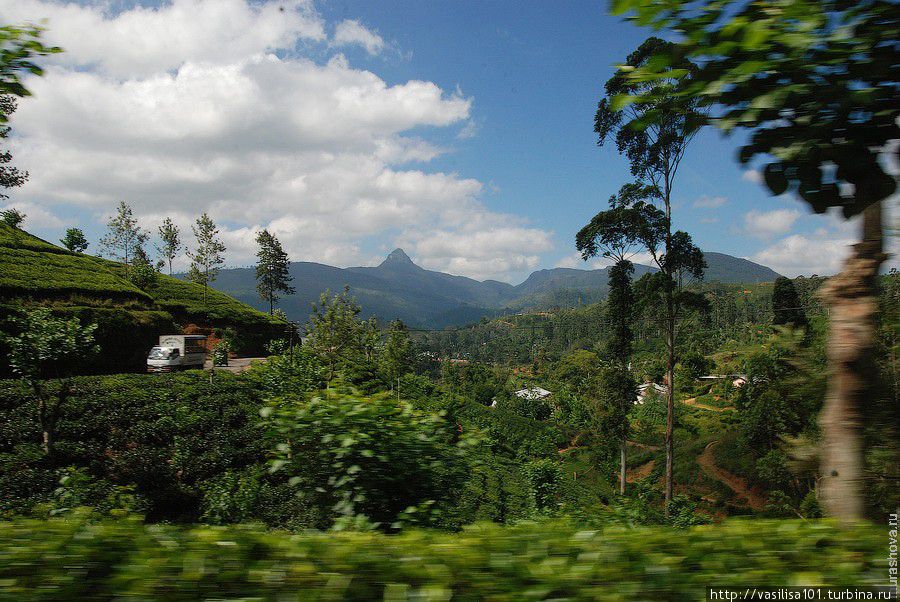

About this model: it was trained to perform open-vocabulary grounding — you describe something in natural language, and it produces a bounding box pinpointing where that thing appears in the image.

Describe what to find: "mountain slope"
[700,252,781,283]
[207,248,781,327]
[211,249,508,328]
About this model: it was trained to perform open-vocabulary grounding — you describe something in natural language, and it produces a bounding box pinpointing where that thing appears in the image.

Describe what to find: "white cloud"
[743,209,802,238]
[0,0,551,280]
[752,234,853,277]
[0,201,63,229]
[751,202,900,277]
[332,19,384,55]
[693,195,727,209]
[396,209,553,281]
[0,0,326,79]
[456,120,478,140]
[742,169,762,184]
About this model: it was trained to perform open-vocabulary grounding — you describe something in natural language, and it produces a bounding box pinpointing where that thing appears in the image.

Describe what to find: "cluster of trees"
[610,0,897,521]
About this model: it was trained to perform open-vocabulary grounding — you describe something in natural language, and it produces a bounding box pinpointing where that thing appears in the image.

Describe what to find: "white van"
[147,335,207,372]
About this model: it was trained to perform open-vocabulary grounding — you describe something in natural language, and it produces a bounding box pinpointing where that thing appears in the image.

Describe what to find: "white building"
[514,387,552,401]
[635,382,668,405]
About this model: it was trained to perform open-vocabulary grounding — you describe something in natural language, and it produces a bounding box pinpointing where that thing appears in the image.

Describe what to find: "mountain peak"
[380,248,414,267]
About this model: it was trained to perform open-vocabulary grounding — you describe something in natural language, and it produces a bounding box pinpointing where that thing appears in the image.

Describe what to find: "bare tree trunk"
[620,437,626,495]
[664,320,675,514]
[819,201,885,522]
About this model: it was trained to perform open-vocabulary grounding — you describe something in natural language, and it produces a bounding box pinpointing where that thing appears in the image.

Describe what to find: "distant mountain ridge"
[204,248,781,328]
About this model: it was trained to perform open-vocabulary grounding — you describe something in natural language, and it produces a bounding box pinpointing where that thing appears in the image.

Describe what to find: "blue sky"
[0,0,890,281]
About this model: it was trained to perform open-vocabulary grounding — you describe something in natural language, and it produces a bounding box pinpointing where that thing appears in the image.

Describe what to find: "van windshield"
[148,347,172,360]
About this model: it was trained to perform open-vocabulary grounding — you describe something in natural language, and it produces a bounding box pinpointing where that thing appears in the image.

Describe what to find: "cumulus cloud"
[0,0,552,280]
[693,195,727,209]
[750,204,899,277]
[752,234,853,277]
[743,208,802,238]
[0,0,326,78]
[332,19,384,55]
[394,208,553,281]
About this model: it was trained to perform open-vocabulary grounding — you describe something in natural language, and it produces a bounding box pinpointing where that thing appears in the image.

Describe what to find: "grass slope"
[0,224,151,304]
[0,224,283,370]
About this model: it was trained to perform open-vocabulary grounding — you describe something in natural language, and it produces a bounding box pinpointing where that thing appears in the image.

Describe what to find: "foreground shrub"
[0,517,885,600]
[263,394,479,530]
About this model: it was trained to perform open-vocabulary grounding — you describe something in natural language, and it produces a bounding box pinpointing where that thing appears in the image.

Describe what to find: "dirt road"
[697,441,767,510]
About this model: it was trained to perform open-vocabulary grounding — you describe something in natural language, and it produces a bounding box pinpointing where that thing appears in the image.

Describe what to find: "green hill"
[0,223,283,374]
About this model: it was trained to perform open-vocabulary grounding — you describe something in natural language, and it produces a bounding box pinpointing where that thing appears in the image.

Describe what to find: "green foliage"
[58,227,88,253]
[613,0,898,215]
[524,457,562,512]
[126,248,157,290]
[254,229,294,314]
[1,308,98,384]
[772,276,808,330]
[306,287,363,382]
[1,206,24,226]
[737,329,824,452]
[441,361,507,406]
[680,350,711,380]
[198,469,261,524]
[99,202,148,275]
[799,492,823,519]
[212,340,229,366]
[755,449,792,491]
[263,394,479,530]
[248,346,325,396]
[0,372,269,522]
[154,217,181,276]
[592,363,635,457]
[0,23,62,100]
[0,517,884,599]
[495,390,553,422]
[39,466,146,518]
[380,319,414,385]
[665,495,709,528]
[187,212,226,300]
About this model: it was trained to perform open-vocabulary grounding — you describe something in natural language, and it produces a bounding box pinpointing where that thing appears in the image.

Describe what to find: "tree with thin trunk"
[576,186,645,494]
[594,38,705,512]
[1,308,97,455]
[100,201,148,276]
[614,0,898,521]
[156,217,181,276]
[187,212,226,305]
[59,227,88,253]
[381,319,414,396]
[306,287,363,388]
[255,229,295,315]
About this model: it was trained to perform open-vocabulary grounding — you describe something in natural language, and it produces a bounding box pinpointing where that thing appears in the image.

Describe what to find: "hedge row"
[0,517,886,600]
